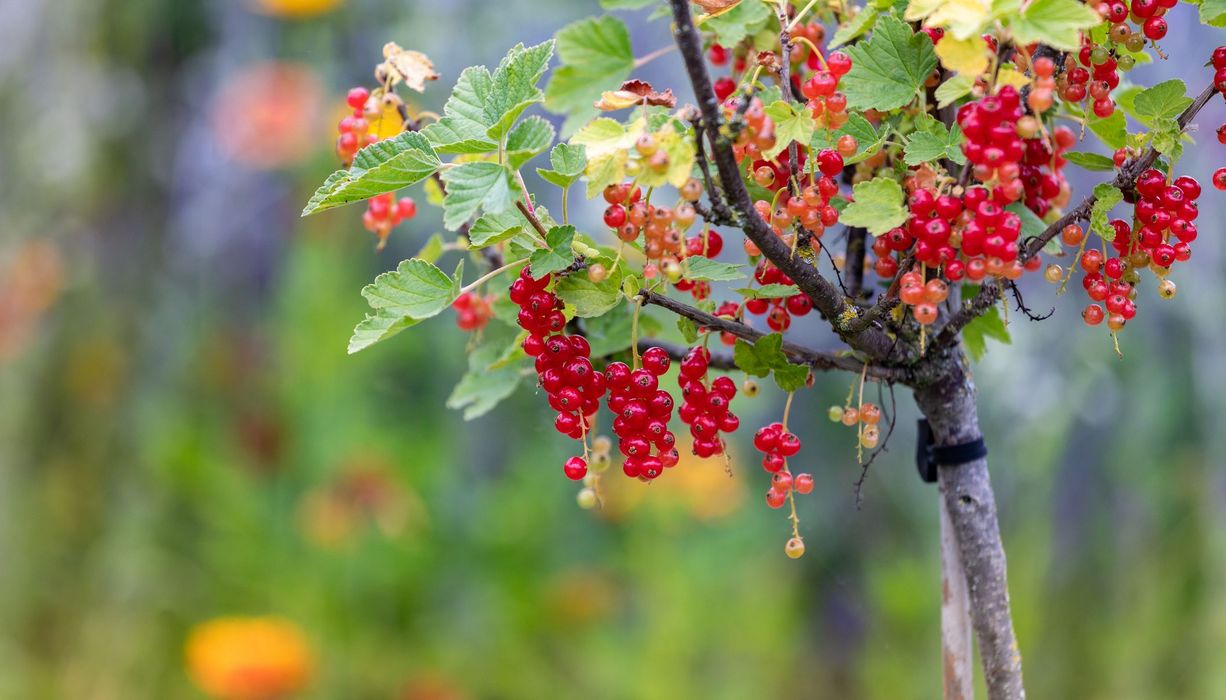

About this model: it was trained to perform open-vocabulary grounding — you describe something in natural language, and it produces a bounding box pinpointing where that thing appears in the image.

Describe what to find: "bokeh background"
[2,0,1225,698]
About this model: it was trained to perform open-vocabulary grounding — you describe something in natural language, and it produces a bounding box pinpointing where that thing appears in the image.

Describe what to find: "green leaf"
[703,0,773,46]
[582,299,653,356]
[1196,0,1226,26]
[841,15,937,112]
[903,116,966,166]
[422,66,500,154]
[505,115,555,169]
[839,176,908,235]
[830,4,879,48]
[1086,109,1127,151]
[685,257,745,282]
[1008,0,1101,50]
[1090,183,1124,242]
[676,315,699,344]
[528,225,576,276]
[810,114,888,166]
[1133,79,1191,122]
[961,304,1010,361]
[1149,116,1183,162]
[415,233,446,263]
[762,101,817,161]
[424,41,554,151]
[733,334,807,391]
[468,208,530,249]
[537,143,588,187]
[935,74,975,107]
[554,265,623,317]
[348,258,464,353]
[734,284,800,299]
[302,132,441,216]
[1062,151,1116,171]
[348,310,423,354]
[544,16,635,135]
[486,41,556,140]
[447,329,529,420]
[440,162,518,230]
[772,364,809,392]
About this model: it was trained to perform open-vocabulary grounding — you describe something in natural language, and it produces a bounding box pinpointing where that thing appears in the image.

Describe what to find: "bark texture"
[940,487,974,700]
[915,356,1025,700]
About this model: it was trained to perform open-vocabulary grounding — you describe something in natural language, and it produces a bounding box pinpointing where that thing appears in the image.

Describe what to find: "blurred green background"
[2,0,1226,698]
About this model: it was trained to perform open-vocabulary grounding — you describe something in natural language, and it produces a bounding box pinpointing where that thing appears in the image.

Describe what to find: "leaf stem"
[460,257,529,295]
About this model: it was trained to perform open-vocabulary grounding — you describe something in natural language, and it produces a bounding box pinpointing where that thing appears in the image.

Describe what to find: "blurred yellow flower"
[599,437,745,522]
[186,617,313,700]
[251,0,343,19]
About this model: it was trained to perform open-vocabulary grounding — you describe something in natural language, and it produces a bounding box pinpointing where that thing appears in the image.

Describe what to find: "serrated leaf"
[1063,151,1116,171]
[537,143,588,187]
[934,34,989,75]
[903,117,966,166]
[1090,183,1123,242]
[734,283,800,299]
[447,329,529,420]
[349,258,464,353]
[839,176,908,235]
[528,225,576,276]
[1087,109,1127,151]
[935,74,975,107]
[841,15,938,112]
[544,16,635,135]
[506,116,555,169]
[733,337,775,377]
[302,132,441,216]
[907,0,996,39]
[582,299,656,356]
[348,310,422,354]
[440,162,519,230]
[469,208,530,249]
[554,265,624,317]
[1133,80,1191,122]
[961,303,1010,361]
[830,5,879,48]
[772,364,809,392]
[1008,0,1100,50]
[703,0,772,45]
[685,257,745,281]
[763,101,817,160]
[425,41,554,152]
[1149,116,1183,162]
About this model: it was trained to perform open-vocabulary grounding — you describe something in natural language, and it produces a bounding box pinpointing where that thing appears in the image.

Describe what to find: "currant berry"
[785,537,805,559]
[564,456,588,481]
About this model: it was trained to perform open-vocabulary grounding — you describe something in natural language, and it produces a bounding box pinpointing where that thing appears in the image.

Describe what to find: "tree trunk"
[940,492,974,700]
[914,356,1025,699]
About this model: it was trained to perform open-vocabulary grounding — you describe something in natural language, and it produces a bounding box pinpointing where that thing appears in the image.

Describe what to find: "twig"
[853,381,897,507]
[1005,280,1054,322]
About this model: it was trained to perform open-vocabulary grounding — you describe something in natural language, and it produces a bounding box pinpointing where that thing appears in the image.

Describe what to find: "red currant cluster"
[603,180,699,269]
[361,192,418,249]
[1091,0,1176,46]
[671,228,724,301]
[606,349,680,481]
[798,51,853,130]
[1069,42,1126,118]
[676,346,740,458]
[827,400,883,449]
[451,291,493,332]
[335,87,378,164]
[745,262,812,331]
[751,422,814,505]
[1076,170,1201,330]
[749,171,842,256]
[958,86,1072,217]
[510,267,606,480]
[897,268,949,326]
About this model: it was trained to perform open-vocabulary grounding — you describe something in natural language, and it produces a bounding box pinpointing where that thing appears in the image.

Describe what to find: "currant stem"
[460,257,529,295]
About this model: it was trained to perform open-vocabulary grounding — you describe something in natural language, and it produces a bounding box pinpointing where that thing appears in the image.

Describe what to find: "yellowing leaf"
[378,43,440,93]
[929,0,994,38]
[935,34,989,75]
[695,0,743,21]
[905,0,945,21]
[572,117,646,197]
[994,67,1032,92]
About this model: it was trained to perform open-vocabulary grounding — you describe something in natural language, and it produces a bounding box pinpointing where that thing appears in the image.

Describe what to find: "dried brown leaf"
[378,43,440,93]
[594,79,677,111]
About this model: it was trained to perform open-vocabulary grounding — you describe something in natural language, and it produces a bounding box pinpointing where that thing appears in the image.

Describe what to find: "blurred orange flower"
[211,62,324,169]
[186,617,313,700]
[250,0,343,19]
